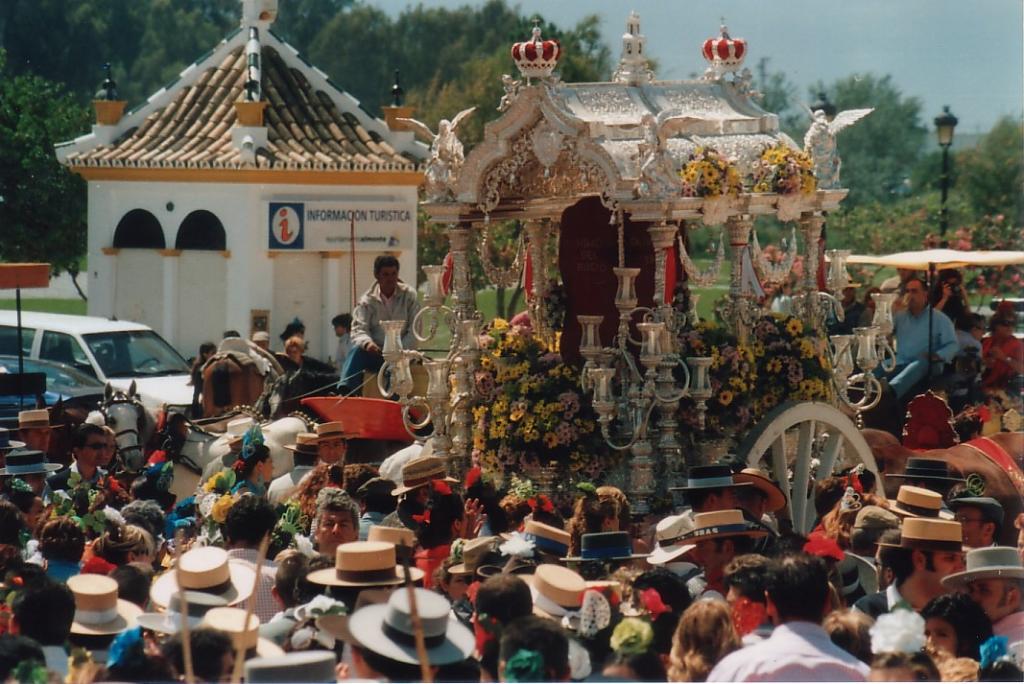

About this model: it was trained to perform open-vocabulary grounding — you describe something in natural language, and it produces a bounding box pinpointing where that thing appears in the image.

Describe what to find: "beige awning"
[845,249,1024,270]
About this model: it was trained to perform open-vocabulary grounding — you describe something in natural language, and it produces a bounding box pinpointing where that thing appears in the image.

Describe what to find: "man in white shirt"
[339,255,420,395]
[708,554,870,682]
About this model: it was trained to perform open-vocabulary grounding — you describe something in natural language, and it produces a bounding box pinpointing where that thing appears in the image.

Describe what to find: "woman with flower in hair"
[598,485,651,554]
[567,483,620,557]
[409,480,466,589]
[668,600,740,682]
[4,478,44,534]
[229,425,274,497]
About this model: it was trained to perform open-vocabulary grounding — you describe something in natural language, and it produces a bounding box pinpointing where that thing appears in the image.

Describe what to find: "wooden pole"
[230,535,270,684]
[173,531,195,684]
[400,545,432,683]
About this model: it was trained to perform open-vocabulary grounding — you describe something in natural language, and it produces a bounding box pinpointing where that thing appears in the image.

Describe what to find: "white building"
[56,0,425,361]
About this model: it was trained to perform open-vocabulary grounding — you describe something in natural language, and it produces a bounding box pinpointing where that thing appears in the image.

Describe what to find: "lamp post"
[934,105,958,237]
[810,91,836,122]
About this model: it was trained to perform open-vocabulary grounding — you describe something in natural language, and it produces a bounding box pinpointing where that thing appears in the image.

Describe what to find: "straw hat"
[391,455,458,496]
[878,518,963,552]
[449,536,500,575]
[245,651,337,683]
[888,458,964,484]
[889,485,951,519]
[366,525,416,562]
[284,433,319,457]
[316,421,353,440]
[0,449,62,476]
[201,607,284,658]
[648,513,697,566]
[528,564,586,619]
[367,525,416,549]
[306,541,423,587]
[561,531,648,562]
[17,409,52,430]
[346,587,473,666]
[680,509,769,543]
[136,590,230,634]
[150,547,257,609]
[0,428,25,452]
[733,468,787,512]
[942,546,1024,589]
[68,574,142,636]
[669,465,752,492]
[522,519,571,558]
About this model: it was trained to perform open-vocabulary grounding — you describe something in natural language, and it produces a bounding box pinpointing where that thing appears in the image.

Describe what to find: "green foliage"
[956,117,1024,223]
[0,51,90,281]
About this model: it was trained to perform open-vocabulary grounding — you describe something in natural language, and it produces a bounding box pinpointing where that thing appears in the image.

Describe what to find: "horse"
[167,411,312,503]
[863,427,1024,545]
[100,381,154,474]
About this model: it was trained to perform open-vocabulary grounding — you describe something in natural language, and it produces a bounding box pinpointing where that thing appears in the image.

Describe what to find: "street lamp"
[934,105,958,237]
[811,91,836,122]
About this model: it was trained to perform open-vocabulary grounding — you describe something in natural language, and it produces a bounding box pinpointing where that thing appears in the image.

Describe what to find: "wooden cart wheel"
[736,400,884,534]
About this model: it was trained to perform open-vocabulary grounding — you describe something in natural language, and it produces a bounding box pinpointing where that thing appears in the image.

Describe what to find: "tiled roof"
[64,42,419,171]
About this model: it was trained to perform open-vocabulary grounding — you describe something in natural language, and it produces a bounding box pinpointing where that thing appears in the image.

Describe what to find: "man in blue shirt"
[883,277,959,399]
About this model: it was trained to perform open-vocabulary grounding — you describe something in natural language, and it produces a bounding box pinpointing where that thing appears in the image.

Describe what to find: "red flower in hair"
[81,556,117,576]
[465,467,482,490]
[528,495,555,514]
[640,588,670,620]
[432,480,452,496]
[412,510,432,525]
[579,585,620,609]
[803,532,844,561]
[845,472,863,494]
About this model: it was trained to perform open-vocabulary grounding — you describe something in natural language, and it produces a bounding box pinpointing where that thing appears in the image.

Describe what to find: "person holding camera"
[931,268,969,324]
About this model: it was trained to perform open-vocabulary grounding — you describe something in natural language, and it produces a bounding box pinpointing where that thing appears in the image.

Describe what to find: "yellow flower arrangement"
[680,147,744,198]
[718,390,734,406]
[211,494,235,524]
[752,144,817,195]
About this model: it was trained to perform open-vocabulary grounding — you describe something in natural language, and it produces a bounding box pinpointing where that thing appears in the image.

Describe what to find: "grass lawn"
[0,298,87,315]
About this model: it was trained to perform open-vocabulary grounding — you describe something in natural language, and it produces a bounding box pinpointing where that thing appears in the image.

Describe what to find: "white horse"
[170,414,310,502]
[101,382,155,473]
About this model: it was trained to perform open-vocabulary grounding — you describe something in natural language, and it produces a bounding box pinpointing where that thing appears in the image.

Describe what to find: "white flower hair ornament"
[870,609,926,655]
[840,486,862,512]
[499,532,536,559]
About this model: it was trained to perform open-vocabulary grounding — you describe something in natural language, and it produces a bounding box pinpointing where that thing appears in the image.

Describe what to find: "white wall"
[86,179,419,361]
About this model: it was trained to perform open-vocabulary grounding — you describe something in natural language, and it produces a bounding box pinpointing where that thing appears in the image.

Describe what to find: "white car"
[0,311,193,411]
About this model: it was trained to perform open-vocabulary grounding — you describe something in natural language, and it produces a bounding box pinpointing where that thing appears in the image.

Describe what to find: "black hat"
[948,496,1004,526]
[669,464,752,492]
[887,458,964,484]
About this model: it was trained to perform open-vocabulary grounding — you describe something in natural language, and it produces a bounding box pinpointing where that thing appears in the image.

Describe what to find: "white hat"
[648,513,697,566]
[347,588,473,666]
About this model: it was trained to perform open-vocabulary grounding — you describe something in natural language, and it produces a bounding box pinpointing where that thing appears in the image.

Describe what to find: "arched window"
[175,210,227,250]
[112,209,165,248]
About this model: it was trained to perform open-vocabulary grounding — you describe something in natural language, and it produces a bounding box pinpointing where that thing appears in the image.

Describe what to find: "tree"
[808,74,927,207]
[0,51,91,296]
[956,117,1024,225]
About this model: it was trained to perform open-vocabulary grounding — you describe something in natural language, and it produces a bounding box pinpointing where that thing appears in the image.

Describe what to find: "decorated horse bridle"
[100,392,148,472]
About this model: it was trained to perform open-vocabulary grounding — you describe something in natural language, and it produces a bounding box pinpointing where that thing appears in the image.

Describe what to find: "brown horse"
[864,428,1024,545]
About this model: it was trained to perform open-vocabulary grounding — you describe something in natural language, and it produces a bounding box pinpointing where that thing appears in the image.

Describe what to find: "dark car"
[0,355,105,429]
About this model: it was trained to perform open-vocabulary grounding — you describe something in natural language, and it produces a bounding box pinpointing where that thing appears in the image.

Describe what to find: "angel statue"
[635,111,699,198]
[398,107,476,201]
[802,105,873,189]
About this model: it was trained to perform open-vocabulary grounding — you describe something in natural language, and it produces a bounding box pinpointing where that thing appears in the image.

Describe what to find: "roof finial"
[391,70,404,107]
[612,10,653,85]
[95,63,119,101]
[244,27,262,102]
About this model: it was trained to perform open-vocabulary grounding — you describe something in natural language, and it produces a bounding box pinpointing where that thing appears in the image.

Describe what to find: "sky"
[372,0,1023,138]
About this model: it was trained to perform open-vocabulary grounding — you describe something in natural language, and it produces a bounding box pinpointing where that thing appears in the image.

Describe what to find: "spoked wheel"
[736,400,883,534]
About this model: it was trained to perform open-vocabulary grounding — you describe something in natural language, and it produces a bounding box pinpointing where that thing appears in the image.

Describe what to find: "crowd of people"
[0,401,1020,683]
[817,268,1023,408]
